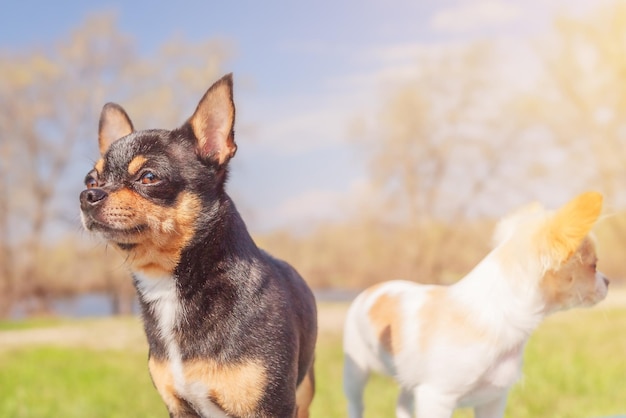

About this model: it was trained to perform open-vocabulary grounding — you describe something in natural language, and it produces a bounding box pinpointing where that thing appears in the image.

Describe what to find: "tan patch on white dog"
[541,237,606,312]
[368,292,403,354]
[418,288,488,351]
[541,191,603,268]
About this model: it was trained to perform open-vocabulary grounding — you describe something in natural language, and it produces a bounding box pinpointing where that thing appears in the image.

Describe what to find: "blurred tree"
[355,42,513,283]
[535,2,626,195]
[0,13,231,316]
[260,3,626,290]
[517,1,626,279]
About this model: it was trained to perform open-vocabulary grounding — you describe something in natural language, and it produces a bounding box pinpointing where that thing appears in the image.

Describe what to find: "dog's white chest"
[135,274,180,336]
[135,274,228,418]
[460,344,524,406]
[486,345,524,387]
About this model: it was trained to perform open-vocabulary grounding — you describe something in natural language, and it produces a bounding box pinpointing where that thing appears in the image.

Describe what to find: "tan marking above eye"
[94,159,105,174]
[128,155,148,176]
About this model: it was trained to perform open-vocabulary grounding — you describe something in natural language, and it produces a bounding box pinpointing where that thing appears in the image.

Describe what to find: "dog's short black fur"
[80,74,317,418]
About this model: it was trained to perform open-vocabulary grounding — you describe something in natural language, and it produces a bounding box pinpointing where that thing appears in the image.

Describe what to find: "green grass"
[0,318,64,331]
[0,347,166,418]
[512,308,626,418]
[1,306,625,417]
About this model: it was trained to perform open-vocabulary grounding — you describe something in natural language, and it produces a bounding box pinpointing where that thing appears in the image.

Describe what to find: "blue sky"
[0,0,601,232]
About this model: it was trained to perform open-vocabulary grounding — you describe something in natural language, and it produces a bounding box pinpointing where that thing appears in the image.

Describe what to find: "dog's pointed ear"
[545,191,603,264]
[98,103,134,156]
[188,73,237,165]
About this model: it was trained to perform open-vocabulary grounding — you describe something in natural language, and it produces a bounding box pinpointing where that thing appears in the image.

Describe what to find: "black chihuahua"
[80,74,317,418]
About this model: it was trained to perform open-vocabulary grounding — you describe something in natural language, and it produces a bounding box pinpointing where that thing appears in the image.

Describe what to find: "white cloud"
[336,41,472,91]
[259,178,374,230]
[431,0,522,33]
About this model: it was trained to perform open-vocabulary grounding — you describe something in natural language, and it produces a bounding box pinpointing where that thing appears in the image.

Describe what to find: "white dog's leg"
[395,387,414,418]
[474,394,508,418]
[414,385,456,418]
[343,354,369,418]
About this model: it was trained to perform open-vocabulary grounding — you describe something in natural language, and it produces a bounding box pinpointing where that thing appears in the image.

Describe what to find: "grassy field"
[1,297,625,418]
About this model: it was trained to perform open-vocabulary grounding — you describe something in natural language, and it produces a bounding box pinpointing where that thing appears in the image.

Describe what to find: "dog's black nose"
[604,276,610,287]
[80,188,107,208]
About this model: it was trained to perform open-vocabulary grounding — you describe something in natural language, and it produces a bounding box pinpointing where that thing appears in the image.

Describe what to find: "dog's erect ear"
[98,103,134,156]
[544,191,603,265]
[188,73,237,165]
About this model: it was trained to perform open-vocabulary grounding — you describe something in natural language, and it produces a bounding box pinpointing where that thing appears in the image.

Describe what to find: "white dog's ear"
[543,191,603,266]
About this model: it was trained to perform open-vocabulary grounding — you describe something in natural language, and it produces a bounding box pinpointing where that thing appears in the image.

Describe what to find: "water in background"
[10,293,139,319]
[10,289,359,318]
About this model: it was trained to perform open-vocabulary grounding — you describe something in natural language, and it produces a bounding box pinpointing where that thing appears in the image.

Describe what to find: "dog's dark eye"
[139,171,159,184]
[85,176,97,189]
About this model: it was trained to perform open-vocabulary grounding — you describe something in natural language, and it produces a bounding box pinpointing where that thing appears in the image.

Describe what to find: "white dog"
[343,192,609,418]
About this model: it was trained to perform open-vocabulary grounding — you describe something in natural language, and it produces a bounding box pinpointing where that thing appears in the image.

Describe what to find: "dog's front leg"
[395,388,414,418]
[473,393,508,418]
[414,385,456,418]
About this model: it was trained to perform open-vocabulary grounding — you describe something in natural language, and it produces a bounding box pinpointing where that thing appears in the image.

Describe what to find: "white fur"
[343,198,608,418]
[343,277,528,418]
[135,273,229,418]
